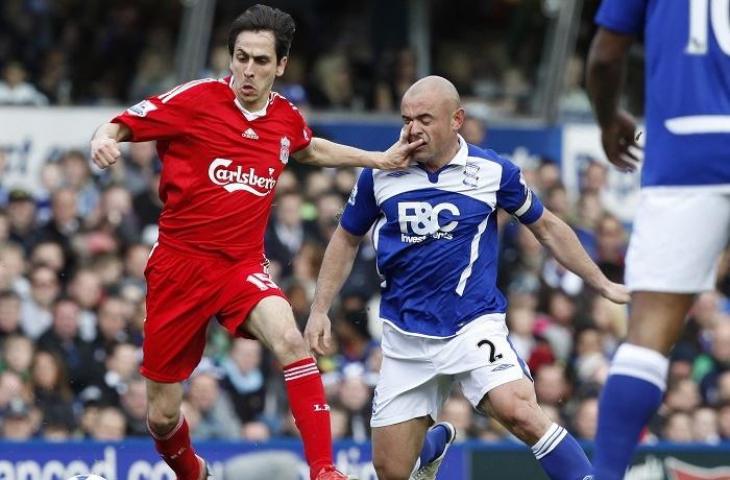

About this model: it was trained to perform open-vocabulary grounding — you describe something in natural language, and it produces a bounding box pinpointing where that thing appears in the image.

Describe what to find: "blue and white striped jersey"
[340,137,544,338]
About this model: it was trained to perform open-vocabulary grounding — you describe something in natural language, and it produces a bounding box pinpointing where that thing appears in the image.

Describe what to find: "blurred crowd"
[1,114,730,446]
[0,0,634,119]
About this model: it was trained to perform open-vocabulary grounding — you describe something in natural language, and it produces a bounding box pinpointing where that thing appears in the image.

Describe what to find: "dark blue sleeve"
[496,160,544,225]
[340,169,380,236]
[595,0,647,35]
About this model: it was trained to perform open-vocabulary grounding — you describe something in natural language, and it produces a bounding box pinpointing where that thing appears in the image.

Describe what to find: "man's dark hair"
[228,4,296,61]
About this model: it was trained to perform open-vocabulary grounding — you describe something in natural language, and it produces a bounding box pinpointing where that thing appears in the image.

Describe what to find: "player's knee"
[503,400,544,443]
[146,407,180,436]
[271,326,308,361]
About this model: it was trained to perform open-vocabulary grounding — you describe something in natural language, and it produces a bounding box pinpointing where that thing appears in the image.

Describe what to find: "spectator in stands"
[94,342,139,406]
[0,397,38,440]
[132,161,162,233]
[694,320,730,405]
[692,407,721,444]
[29,241,65,276]
[35,188,82,277]
[662,412,693,443]
[187,372,241,440]
[373,48,417,112]
[0,61,48,106]
[336,369,372,442]
[663,378,702,414]
[310,52,357,110]
[241,420,272,441]
[459,113,488,147]
[6,189,38,252]
[120,376,148,436]
[0,243,28,297]
[0,290,23,339]
[96,184,140,248]
[534,364,570,408]
[572,397,599,441]
[266,191,316,277]
[90,406,127,441]
[1,334,33,377]
[29,350,75,428]
[119,243,149,303]
[123,142,158,196]
[220,339,267,425]
[60,150,100,218]
[36,297,92,393]
[67,268,103,341]
[439,395,474,441]
[594,213,627,283]
[20,265,59,339]
[329,406,349,440]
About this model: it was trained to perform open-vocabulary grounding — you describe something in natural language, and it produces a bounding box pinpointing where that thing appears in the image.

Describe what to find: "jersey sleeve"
[496,160,544,225]
[595,0,647,35]
[289,107,313,153]
[340,169,380,236]
[111,80,206,141]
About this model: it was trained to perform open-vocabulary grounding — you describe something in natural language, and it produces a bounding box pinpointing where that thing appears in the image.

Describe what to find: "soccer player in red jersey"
[89,5,423,480]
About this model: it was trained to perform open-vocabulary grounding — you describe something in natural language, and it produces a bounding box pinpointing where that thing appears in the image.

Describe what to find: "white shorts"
[370,316,531,428]
[626,189,730,293]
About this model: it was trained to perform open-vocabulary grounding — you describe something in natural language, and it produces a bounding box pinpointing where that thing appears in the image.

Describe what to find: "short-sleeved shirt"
[596,0,730,188]
[341,137,544,338]
[113,76,312,260]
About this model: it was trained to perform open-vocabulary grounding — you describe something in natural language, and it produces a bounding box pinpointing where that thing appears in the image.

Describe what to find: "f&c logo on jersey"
[208,158,277,196]
[398,201,460,243]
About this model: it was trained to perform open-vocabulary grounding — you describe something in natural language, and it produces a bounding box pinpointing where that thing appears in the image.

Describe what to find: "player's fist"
[90,137,122,169]
[305,311,334,356]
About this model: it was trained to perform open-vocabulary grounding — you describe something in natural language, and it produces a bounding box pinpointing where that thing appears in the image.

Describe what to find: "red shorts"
[141,243,286,382]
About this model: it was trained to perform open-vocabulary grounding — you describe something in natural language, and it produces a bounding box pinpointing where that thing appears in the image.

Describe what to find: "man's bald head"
[403,75,461,111]
[400,76,465,167]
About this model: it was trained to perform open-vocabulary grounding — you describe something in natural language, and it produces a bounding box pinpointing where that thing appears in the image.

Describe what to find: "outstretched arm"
[586,27,640,172]
[293,123,424,170]
[306,225,365,354]
[90,122,132,169]
[526,209,630,304]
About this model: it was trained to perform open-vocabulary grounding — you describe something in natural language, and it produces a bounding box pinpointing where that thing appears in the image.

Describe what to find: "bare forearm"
[586,30,632,128]
[310,226,362,313]
[532,214,609,291]
[93,122,131,142]
[296,138,380,168]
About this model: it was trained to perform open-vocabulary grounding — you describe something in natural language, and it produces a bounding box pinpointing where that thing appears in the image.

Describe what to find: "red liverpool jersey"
[113,77,312,261]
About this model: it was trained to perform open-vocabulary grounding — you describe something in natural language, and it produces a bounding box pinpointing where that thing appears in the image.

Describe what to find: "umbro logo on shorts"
[491,363,514,372]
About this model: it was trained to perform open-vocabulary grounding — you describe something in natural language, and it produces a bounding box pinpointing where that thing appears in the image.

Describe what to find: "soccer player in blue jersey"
[586,2,730,479]
[306,76,629,480]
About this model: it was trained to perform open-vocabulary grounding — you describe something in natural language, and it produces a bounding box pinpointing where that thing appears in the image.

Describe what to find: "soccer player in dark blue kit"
[587,1,730,479]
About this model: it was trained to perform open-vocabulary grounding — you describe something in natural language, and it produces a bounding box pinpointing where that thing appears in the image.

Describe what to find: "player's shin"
[531,423,593,480]
[283,357,334,479]
[148,414,202,480]
[592,344,668,480]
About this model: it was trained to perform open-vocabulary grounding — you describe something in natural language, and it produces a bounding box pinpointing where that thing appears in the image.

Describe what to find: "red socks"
[284,357,333,479]
[148,415,201,480]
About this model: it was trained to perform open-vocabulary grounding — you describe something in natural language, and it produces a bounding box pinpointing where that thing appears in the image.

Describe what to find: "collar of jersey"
[450,134,468,166]
[234,96,271,121]
[226,75,273,121]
